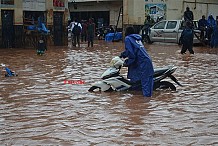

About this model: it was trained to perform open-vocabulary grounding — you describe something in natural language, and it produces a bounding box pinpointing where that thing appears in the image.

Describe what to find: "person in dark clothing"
[180,21,194,54]
[142,15,155,43]
[184,7,194,22]
[109,25,114,33]
[87,18,95,47]
[37,36,47,55]
[81,20,88,42]
[198,15,207,40]
[120,26,154,97]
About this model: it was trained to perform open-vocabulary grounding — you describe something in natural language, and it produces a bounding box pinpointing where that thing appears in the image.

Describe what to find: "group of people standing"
[180,7,218,55]
[198,14,218,48]
[68,18,95,47]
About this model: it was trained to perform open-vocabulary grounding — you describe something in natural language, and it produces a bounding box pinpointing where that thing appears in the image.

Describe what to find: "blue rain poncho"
[5,67,16,77]
[210,25,218,48]
[207,15,216,28]
[120,34,154,97]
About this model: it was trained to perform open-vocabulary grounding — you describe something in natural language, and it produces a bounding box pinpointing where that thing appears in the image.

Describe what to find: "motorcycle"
[88,56,182,92]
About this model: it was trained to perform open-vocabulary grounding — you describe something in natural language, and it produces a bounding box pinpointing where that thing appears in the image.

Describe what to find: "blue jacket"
[181,28,194,46]
[120,34,154,82]
[198,19,207,29]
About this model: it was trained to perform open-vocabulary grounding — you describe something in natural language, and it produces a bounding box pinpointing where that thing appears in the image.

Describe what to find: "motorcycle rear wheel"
[154,81,176,91]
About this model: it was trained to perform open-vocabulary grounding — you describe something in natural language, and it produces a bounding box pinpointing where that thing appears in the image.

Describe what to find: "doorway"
[53,12,63,46]
[1,10,15,48]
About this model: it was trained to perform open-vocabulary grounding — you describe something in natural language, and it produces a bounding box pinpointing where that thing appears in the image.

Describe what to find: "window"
[1,0,14,5]
[166,21,177,29]
[154,21,166,29]
[179,20,198,30]
[53,0,65,7]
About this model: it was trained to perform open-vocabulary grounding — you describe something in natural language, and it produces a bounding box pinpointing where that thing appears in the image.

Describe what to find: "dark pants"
[87,34,94,47]
[73,34,80,47]
[199,28,206,40]
[181,44,194,54]
[81,33,87,42]
[206,27,213,41]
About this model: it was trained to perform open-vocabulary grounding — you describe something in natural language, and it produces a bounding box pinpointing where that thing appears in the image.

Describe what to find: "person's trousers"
[87,34,94,47]
[73,34,80,47]
[181,44,194,54]
[141,76,153,97]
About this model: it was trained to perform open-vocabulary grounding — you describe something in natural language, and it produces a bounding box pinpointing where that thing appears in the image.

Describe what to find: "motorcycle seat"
[154,67,170,77]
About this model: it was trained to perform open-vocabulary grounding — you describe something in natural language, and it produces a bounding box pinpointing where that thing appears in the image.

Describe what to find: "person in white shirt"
[71,19,82,47]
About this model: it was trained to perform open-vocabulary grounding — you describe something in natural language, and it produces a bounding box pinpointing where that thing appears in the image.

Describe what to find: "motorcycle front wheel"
[88,86,113,92]
[88,86,101,92]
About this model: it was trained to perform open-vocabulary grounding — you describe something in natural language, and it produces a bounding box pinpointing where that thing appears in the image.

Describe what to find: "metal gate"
[1,10,15,48]
[53,12,63,46]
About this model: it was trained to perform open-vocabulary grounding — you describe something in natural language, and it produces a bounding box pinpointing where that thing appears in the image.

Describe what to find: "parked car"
[140,20,201,44]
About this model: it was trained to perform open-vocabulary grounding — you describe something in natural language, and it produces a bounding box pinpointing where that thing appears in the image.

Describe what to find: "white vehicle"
[140,20,201,44]
[88,56,182,92]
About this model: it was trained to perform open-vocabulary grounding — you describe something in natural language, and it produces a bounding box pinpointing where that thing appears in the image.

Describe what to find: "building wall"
[123,0,218,26]
[0,0,69,48]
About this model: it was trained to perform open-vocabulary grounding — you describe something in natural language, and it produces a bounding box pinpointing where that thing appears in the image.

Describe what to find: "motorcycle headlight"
[110,56,124,69]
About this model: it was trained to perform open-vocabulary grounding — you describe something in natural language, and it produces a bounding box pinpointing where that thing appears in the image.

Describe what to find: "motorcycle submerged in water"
[88,56,182,92]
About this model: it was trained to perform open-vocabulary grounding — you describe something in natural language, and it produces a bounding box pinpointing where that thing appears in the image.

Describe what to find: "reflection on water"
[0,41,218,145]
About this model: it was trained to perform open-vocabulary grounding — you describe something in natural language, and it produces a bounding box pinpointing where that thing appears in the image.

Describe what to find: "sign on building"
[23,0,46,11]
[145,4,167,22]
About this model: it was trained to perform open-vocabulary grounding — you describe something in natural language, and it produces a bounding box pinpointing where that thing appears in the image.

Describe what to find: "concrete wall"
[123,0,218,26]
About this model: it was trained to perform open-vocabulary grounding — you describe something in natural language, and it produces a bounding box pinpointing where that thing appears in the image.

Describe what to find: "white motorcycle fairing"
[103,76,131,91]
[90,81,111,92]
[91,67,131,91]
[101,67,119,78]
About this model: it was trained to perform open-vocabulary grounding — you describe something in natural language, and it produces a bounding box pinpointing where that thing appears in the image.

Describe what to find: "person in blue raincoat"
[180,21,194,54]
[210,17,218,48]
[206,14,216,41]
[120,26,154,97]
[1,64,17,77]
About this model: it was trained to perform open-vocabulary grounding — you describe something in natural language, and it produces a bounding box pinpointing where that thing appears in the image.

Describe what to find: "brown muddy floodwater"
[0,40,218,145]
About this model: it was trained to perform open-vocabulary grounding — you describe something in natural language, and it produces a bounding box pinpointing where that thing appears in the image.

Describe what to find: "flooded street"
[0,40,218,145]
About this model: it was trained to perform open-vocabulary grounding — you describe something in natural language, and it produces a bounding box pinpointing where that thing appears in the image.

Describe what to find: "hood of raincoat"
[207,15,216,27]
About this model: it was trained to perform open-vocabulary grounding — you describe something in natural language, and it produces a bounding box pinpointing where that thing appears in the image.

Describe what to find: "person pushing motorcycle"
[120,26,154,97]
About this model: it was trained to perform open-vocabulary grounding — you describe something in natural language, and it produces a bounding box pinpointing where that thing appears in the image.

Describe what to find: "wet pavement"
[0,40,218,145]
